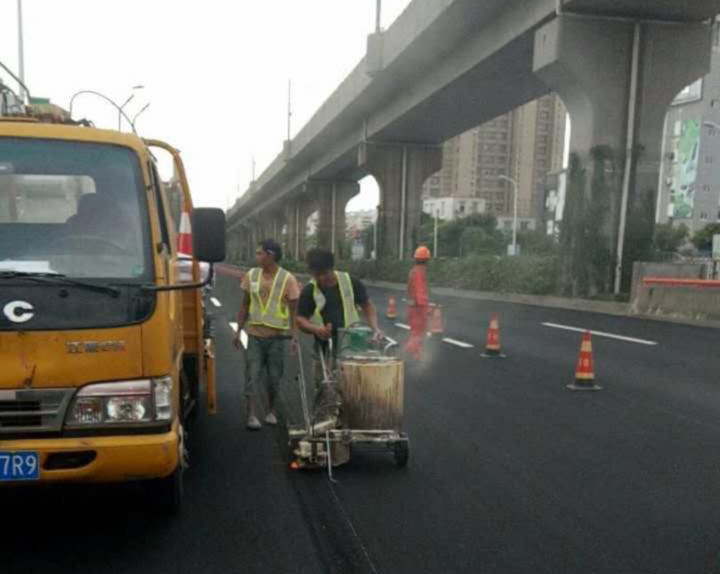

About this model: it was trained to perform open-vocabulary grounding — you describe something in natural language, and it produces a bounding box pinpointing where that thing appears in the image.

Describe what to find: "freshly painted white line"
[228,322,248,349]
[395,323,411,330]
[385,336,398,346]
[442,337,474,349]
[541,322,658,346]
[211,297,222,308]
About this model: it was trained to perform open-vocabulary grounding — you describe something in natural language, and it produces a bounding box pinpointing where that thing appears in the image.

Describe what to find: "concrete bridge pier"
[359,142,442,260]
[534,14,713,292]
[310,180,360,258]
[284,192,318,261]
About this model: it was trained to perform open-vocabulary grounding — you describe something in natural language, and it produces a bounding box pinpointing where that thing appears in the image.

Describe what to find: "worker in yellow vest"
[296,248,383,367]
[234,239,300,430]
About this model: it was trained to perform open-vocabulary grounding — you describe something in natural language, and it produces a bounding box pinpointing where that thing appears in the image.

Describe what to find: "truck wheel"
[180,370,198,427]
[393,441,409,468]
[150,466,183,515]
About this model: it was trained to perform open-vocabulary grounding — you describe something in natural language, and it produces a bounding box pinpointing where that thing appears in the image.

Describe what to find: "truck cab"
[0,113,225,511]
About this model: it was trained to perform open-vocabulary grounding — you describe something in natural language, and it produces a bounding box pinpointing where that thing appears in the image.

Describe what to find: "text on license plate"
[0,451,39,481]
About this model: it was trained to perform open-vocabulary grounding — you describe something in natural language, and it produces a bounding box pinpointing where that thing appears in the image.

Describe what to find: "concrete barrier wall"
[630,261,720,322]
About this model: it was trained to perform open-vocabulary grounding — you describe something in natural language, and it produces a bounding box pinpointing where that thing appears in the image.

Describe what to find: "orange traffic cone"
[386,296,398,320]
[481,314,506,358]
[566,331,602,391]
[429,304,444,336]
[177,211,193,255]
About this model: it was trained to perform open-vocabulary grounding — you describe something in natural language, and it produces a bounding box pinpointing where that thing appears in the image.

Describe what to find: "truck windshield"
[0,138,152,280]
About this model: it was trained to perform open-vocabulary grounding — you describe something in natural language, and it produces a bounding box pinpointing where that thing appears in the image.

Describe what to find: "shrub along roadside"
[234,255,560,296]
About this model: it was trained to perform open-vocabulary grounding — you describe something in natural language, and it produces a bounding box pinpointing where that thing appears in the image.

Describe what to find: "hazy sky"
[0,0,412,211]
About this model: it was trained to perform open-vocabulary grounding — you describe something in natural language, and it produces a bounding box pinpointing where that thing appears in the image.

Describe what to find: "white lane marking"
[442,337,474,349]
[228,322,248,349]
[395,323,411,330]
[385,336,398,346]
[541,322,658,346]
[211,297,222,308]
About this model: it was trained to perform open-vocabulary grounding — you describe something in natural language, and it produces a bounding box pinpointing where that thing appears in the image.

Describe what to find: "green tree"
[515,230,558,255]
[459,227,505,256]
[652,223,688,256]
[691,222,720,251]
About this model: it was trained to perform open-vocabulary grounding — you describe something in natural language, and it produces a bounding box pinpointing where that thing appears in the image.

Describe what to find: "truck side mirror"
[191,208,226,263]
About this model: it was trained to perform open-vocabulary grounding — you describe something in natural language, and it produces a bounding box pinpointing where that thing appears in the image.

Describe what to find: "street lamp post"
[131,102,150,130]
[433,208,439,258]
[499,174,519,256]
[17,0,26,102]
[118,85,144,131]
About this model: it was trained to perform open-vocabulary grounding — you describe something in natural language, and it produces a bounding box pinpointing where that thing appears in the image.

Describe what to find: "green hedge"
[231,255,559,295]
[340,256,559,295]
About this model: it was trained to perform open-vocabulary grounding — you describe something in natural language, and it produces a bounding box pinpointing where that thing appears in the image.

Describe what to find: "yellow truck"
[0,101,225,512]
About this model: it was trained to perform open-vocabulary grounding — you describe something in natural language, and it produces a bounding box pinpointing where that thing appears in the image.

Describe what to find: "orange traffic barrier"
[481,314,506,358]
[566,331,602,391]
[429,304,444,336]
[386,296,398,320]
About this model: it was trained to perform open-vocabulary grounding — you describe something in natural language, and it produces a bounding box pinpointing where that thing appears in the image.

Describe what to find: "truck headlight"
[66,377,173,426]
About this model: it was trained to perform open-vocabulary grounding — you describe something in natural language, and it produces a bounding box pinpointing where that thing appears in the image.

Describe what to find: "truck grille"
[0,389,74,434]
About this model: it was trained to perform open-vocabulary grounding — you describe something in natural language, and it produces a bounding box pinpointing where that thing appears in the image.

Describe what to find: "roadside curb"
[363,279,720,329]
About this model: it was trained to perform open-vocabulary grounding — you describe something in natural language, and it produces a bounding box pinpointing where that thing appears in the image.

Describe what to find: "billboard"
[668,118,700,219]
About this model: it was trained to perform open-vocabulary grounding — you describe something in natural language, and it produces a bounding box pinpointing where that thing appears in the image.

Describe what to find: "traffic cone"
[177,211,193,255]
[386,296,398,320]
[481,314,506,358]
[566,331,602,391]
[429,304,444,336]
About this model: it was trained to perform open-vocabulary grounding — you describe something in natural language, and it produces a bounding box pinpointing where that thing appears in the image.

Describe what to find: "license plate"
[0,451,39,481]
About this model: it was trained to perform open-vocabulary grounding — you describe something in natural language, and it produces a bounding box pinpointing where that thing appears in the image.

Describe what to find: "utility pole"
[373,205,379,259]
[499,174,519,256]
[433,209,439,258]
[17,0,26,102]
[375,0,382,33]
[287,79,292,142]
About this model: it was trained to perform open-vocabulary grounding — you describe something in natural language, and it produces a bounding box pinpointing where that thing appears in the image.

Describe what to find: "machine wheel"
[150,465,184,515]
[393,441,409,468]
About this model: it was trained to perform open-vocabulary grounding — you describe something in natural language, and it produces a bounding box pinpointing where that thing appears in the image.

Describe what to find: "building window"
[701,212,709,221]
[521,221,530,231]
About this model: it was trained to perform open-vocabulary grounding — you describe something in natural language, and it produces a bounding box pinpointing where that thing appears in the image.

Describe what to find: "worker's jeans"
[244,335,288,398]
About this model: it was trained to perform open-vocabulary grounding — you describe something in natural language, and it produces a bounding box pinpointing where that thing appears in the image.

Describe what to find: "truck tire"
[180,369,198,427]
[393,441,409,468]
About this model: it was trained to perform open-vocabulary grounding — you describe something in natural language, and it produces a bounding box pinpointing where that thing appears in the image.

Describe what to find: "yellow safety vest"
[247,267,291,330]
[310,271,361,328]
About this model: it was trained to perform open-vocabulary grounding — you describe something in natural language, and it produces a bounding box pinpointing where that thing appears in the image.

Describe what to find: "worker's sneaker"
[265,412,278,426]
[246,416,262,430]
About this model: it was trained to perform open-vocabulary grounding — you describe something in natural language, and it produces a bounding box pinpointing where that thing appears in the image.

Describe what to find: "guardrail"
[642,277,720,288]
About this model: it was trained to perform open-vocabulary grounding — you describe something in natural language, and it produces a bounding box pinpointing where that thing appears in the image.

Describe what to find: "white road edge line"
[541,322,658,346]
[211,297,222,308]
[395,323,411,330]
[228,322,248,349]
[442,337,474,349]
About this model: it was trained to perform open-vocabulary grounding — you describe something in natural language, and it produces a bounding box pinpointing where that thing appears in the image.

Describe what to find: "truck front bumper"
[0,422,180,484]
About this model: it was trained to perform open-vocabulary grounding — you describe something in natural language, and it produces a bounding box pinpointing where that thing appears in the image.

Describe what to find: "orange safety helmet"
[414,245,431,261]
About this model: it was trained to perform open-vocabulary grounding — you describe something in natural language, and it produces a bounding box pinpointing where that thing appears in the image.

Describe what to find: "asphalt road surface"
[5,265,720,574]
